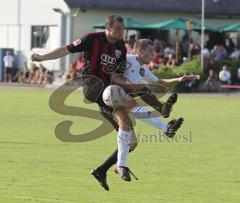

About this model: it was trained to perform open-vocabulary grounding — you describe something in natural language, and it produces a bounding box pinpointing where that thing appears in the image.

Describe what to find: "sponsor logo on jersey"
[101,54,116,64]
[73,39,81,46]
[140,68,145,77]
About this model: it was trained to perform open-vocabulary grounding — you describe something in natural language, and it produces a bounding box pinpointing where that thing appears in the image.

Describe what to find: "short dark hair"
[106,14,124,27]
[133,39,154,54]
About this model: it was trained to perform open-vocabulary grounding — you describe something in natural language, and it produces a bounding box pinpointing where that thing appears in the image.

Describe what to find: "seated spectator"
[184,72,199,92]
[230,47,240,60]
[27,63,37,84]
[66,63,76,80]
[47,70,54,84]
[15,61,29,83]
[75,56,84,75]
[190,44,201,56]
[166,54,176,68]
[211,45,227,62]
[37,64,48,85]
[164,44,175,58]
[202,47,210,57]
[205,69,217,91]
[219,65,231,85]
[203,55,217,75]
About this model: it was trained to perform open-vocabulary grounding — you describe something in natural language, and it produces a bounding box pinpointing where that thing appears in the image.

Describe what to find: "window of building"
[31,26,49,48]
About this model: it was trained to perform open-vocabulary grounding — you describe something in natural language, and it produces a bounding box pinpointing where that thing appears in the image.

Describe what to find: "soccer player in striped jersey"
[31,14,141,191]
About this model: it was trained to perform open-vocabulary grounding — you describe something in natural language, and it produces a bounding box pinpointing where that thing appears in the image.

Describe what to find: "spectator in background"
[190,43,201,56]
[225,38,235,54]
[202,47,210,57]
[166,54,176,68]
[205,69,217,92]
[47,70,54,84]
[75,55,84,76]
[180,34,189,58]
[15,61,29,83]
[230,47,240,60]
[203,55,217,75]
[237,67,240,84]
[3,51,14,82]
[219,65,231,85]
[125,41,133,54]
[184,72,199,92]
[211,45,227,62]
[37,64,48,85]
[149,51,161,70]
[164,44,175,58]
[66,63,76,80]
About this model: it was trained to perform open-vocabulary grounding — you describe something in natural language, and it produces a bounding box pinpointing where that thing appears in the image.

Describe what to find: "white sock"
[132,105,168,133]
[117,128,131,167]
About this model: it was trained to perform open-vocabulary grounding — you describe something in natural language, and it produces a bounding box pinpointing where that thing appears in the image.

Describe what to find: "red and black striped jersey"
[66,32,127,86]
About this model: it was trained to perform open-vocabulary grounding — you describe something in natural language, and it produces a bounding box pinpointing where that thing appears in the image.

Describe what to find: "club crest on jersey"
[115,50,121,59]
[140,68,145,77]
[73,39,81,46]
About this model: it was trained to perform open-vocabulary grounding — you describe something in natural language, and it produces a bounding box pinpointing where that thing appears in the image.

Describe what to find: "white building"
[0,0,69,72]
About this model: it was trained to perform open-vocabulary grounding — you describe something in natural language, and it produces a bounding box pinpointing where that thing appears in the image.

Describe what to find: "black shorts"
[80,74,113,113]
[5,67,12,74]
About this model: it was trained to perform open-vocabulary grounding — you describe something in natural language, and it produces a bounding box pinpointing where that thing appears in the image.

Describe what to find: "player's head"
[223,65,228,71]
[105,14,124,41]
[133,39,154,64]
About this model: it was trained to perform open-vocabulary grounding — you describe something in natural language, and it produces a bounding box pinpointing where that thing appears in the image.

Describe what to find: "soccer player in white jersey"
[121,39,196,137]
[125,39,196,92]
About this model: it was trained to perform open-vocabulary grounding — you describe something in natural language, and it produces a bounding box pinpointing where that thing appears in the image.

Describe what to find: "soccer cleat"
[162,93,178,118]
[113,166,138,182]
[91,168,109,191]
[164,117,184,138]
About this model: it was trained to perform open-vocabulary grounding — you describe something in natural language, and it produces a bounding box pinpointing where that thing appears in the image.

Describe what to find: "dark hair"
[106,14,124,27]
[133,39,154,54]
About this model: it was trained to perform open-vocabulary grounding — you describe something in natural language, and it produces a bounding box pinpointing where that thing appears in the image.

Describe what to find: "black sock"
[97,148,133,173]
[97,149,118,173]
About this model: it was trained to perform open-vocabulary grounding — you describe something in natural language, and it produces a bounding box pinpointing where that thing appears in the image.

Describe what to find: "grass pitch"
[0,87,240,203]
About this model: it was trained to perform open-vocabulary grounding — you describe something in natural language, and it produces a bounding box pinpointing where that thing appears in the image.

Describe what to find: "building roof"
[64,0,240,15]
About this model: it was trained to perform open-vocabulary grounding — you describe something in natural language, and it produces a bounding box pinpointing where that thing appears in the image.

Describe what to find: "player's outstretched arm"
[31,46,70,62]
[158,74,198,87]
[146,74,198,93]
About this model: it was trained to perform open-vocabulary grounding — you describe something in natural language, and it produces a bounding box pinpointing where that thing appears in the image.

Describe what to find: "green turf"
[0,88,240,203]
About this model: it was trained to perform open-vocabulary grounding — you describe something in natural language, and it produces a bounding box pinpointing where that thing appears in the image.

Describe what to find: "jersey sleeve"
[66,33,93,53]
[143,66,159,82]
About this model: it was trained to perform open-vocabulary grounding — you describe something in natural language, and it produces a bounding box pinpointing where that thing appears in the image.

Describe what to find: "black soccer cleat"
[162,93,178,118]
[91,168,109,191]
[164,117,184,138]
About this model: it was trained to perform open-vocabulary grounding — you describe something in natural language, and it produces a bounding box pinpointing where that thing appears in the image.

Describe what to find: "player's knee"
[119,120,133,131]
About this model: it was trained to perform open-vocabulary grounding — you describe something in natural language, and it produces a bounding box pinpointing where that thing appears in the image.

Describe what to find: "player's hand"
[31,53,44,62]
[178,74,199,82]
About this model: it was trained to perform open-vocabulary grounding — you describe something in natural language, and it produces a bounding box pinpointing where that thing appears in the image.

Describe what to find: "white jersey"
[3,55,14,68]
[125,54,159,84]
[219,70,231,82]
